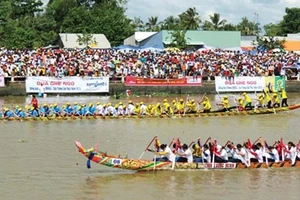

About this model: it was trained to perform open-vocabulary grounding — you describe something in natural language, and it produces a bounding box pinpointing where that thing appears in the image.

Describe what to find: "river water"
[1,94,300,200]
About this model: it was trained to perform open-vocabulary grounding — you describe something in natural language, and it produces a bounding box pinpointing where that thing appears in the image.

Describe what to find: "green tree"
[160,16,180,30]
[237,17,260,35]
[145,16,159,31]
[131,17,144,31]
[77,32,97,47]
[179,7,201,30]
[202,13,227,31]
[11,0,43,19]
[280,7,300,34]
[264,23,282,36]
[257,36,285,50]
[62,0,134,46]
[46,0,78,32]
[223,23,237,31]
[167,30,189,49]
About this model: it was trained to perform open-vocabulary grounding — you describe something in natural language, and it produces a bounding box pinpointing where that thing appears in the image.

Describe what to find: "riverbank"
[1,81,300,96]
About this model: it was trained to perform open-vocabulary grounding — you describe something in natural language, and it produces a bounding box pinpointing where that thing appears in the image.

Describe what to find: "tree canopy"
[0,1,299,49]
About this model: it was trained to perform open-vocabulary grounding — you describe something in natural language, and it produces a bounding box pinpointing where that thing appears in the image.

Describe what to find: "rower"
[163,99,170,113]
[175,144,193,163]
[152,143,175,162]
[242,92,252,109]
[17,108,26,118]
[96,102,102,114]
[217,96,230,112]
[237,97,245,111]
[146,104,152,115]
[202,144,211,163]
[192,143,203,162]
[255,94,264,109]
[278,86,288,107]
[40,104,51,117]
[177,99,185,114]
[128,101,134,115]
[87,103,96,116]
[117,102,124,116]
[201,96,211,113]
[186,99,197,113]
[65,102,73,116]
[263,87,272,108]
[140,102,147,115]
[99,104,107,116]
[272,94,280,108]
[133,103,141,115]
[52,103,61,116]
[172,100,178,113]
[3,107,14,118]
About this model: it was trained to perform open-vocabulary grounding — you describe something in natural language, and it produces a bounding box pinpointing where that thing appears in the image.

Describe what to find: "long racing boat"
[2,104,300,122]
[75,141,300,171]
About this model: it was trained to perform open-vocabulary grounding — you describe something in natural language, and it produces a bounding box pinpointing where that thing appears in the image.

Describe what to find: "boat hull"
[3,104,300,122]
[75,141,300,171]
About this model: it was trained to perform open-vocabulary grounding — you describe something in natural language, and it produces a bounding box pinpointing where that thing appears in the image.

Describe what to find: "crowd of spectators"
[0,47,300,80]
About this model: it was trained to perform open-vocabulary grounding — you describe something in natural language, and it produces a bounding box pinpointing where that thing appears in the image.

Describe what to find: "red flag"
[247,139,252,149]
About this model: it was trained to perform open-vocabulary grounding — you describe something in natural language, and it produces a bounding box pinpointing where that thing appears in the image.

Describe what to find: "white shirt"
[220,149,228,161]
[202,149,211,163]
[270,148,280,162]
[184,148,193,163]
[164,146,175,162]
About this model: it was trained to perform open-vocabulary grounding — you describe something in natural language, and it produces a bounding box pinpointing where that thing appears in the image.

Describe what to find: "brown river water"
[1,94,300,200]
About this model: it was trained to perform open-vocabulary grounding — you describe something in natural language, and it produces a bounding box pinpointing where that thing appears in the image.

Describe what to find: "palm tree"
[179,7,201,30]
[209,13,227,30]
[237,17,260,35]
[160,16,180,30]
[145,16,159,31]
[131,17,144,31]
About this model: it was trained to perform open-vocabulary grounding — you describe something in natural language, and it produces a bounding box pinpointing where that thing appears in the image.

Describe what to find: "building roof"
[135,32,157,42]
[161,30,241,48]
[284,41,300,51]
[59,33,111,49]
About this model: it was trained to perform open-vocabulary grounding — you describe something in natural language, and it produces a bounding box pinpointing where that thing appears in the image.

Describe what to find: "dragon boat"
[2,104,300,121]
[75,141,300,171]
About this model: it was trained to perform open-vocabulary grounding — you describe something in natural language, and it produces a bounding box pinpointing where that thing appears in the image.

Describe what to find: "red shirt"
[31,98,38,108]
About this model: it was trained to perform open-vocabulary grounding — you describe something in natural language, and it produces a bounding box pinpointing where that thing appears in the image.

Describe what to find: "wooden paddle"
[138,135,157,159]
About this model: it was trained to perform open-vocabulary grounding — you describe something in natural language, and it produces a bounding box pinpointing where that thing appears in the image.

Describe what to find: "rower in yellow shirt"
[217,96,230,112]
[242,92,252,109]
[163,99,171,113]
[186,99,197,113]
[133,103,141,115]
[151,103,162,116]
[146,105,152,115]
[177,99,185,114]
[272,94,280,108]
[172,100,178,113]
[200,96,211,113]
[237,97,245,111]
[278,86,288,107]
[255,94,264,109]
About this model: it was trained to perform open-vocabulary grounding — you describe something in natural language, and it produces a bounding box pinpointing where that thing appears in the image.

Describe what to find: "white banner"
[0,76,4,87]
[215,76,265,92]
[26,76,109,93]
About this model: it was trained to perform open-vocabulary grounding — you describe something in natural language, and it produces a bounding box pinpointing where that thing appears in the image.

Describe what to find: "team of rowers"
[0,86,288,118]
[147,137,300,166]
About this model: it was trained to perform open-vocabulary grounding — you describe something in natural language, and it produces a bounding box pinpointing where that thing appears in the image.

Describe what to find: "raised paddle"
[138,136,157,159]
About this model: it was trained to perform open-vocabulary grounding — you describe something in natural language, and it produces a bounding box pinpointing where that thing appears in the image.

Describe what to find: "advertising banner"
[215,76,265,92]
[26,76,109,93]
[0,76,4,87]
[125,76,202,86]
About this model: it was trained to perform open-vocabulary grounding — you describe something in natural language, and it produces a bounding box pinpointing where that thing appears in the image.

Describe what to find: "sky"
[42,0,300,26]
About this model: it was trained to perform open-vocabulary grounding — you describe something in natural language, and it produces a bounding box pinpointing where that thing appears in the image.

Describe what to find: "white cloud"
[126,0,300,26]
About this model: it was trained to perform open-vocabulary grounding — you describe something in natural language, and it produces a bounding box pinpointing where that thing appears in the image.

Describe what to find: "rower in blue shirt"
[40,104,51,117]
[81,104,88,115]
[76,106,83,116]
[30,107,39,117]
[52,103,61,116]
[17,108,27,118]
[65,102,74,116]
[73,102,79,114]
[3,108,15,118]
[86,103,96,116]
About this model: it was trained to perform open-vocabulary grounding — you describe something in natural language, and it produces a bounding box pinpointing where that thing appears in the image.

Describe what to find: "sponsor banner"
[125,76,202,86]
[204,163,236,169]
[0,76,4,87]
[26,76,109,93]
[215,76,265,92]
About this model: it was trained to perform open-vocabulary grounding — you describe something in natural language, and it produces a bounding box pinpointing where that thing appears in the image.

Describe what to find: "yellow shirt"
[202,100,211,110]
[222,99,230,109]
[280,89,287,99]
